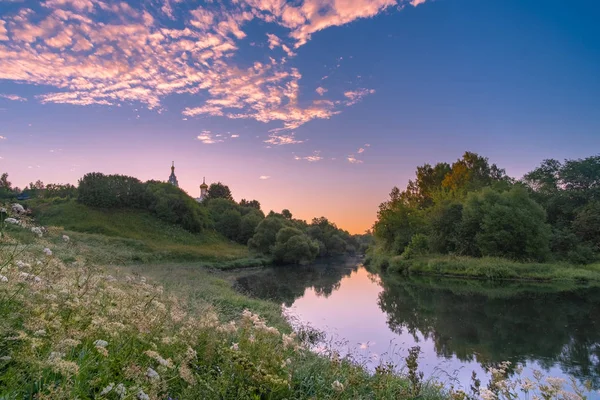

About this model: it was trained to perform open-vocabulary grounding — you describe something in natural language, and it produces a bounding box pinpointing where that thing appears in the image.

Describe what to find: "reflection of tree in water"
[377,275,600,387]
[234,258,360,307]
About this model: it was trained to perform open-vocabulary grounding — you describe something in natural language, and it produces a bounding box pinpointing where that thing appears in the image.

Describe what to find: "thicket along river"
[234,257,600,397]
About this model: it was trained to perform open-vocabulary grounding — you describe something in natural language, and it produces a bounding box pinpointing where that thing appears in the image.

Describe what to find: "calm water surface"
[234,258,600,397]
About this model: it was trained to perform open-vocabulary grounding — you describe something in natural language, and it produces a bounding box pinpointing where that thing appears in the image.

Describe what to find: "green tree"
[248,215,290,254]
[459,187,551,261]
[216,209,242,240]
[272,227,319,264]
[427,200,463,254]
[239,199,261,210]
[238,210,264,245]
[0,173,11,190]
[207,182,234,201]
[281,209,293,220]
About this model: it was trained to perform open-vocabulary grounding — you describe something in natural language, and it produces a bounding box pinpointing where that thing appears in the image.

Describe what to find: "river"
[234,257,600,397]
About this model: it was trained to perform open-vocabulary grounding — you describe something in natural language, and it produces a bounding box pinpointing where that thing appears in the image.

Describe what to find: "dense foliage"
[76,173,211,233]
[0,170,359,264]
[373,152,599,265]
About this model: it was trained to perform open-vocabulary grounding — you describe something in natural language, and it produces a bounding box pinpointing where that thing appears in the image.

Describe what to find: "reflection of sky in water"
[283,268,599,399]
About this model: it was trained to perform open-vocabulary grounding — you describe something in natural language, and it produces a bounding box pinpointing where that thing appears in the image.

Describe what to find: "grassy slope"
[30,200,256,266]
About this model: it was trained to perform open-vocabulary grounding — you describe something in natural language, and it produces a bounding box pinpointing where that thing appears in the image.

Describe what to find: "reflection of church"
[168,162,208,203]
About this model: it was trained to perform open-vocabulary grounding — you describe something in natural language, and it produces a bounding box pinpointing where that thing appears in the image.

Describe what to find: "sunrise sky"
[1,0,599,233]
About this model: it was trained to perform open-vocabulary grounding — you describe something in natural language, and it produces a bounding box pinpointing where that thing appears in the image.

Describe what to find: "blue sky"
[1,0,599,232]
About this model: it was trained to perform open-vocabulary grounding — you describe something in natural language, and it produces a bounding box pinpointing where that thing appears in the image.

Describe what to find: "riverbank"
[1,209,450,399]
[366,251,600,285]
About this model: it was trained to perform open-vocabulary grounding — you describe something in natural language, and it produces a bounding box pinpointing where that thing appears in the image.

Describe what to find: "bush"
[401,234,429,259]
[567,244,597,265]
[272,227,319,264]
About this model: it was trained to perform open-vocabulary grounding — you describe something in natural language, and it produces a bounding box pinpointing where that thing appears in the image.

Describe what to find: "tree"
[239,199,261,210]
[207,182,234,201]
[238,210,264,245]
[281,209,293,220]
[0,173,12,190]
[572,201,600,249]
[427,200,463,254]
[216,209,242,240]
[441,151,509,197]
[459,187,551,261]
[272,227,319,264]
[248,215,290,254]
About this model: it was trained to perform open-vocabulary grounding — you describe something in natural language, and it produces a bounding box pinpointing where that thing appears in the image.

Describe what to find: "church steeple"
[168,161,179,187]
[198,177,208,202]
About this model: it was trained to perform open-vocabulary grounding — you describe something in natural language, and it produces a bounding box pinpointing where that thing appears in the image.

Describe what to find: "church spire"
[168,161,179,187]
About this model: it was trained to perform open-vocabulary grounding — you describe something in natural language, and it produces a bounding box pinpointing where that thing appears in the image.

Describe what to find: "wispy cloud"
[259,175,271,180]
[294,151,323,162]
[315,87,327,96]
[230,134,239,138]
[196,130,224,144]
[0,136,6,140]
[0,0,413,130]
[410,0,428,6]
[344,88,376,106]
[347,155,363,164]
[0,94,27,102]
[264,133,303,145]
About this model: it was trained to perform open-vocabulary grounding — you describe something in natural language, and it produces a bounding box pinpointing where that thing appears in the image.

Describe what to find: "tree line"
[373,152,599,264]
[1,171,360,264]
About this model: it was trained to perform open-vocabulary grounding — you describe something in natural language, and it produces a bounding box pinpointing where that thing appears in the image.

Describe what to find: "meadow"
[1,203,591,399]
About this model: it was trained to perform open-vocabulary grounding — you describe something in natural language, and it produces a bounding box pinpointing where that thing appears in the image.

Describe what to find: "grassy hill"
[29,199,263,267]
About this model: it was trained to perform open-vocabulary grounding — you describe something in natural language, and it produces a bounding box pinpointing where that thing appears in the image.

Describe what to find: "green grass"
[29,199,255,265]
[378,253,600,284]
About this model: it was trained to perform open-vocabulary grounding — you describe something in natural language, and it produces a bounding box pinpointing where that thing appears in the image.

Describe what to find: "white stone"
[43,248,52,256]
[4,218,18,225]
[62,234,70,242]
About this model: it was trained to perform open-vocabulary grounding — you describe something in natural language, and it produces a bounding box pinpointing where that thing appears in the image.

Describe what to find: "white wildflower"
[62,234,70,242]
[282,333,296,349]
[332,380,345,392]
[0,356,12,361]
[99,383,114,396]
[94,339,109,348]
[137,390,150,400]
[217,320,237,333]
[43,248,52,256]
[146,367,160,381]
[34,329,46,337]
[0,275,7,283]
[521,377,535,391]
[11,203,25,214]
[4,217,18,224]
[0,207,6,213]
[230,342,239,351]
[143,350,171,367]
[15,260,30,269]
[48,351,65,361]
[31,227,43,237]
[480,388,497,400]
[114,383,126,398]
[248,334,255,343]
[546,377,566,390]
[105,275,117,282]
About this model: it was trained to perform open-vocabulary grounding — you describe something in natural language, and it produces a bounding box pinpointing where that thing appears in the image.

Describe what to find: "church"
[168,162,208,203]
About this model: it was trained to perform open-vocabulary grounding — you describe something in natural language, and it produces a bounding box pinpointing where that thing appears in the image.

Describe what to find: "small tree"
[207,182,234,201]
